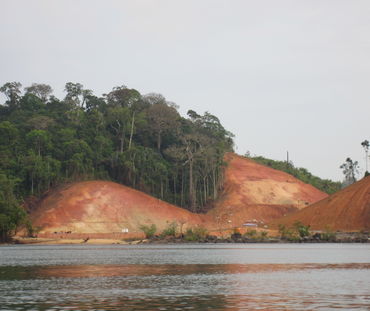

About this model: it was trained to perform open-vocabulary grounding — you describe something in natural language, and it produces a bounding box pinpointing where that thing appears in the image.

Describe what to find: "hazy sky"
[1,0,369,181]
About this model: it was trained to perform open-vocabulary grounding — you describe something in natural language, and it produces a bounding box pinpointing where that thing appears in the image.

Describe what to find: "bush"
[278,224,299,241]
[259,231,268,240]
[321,227,336,242]
[139,224,157,238]
[293,221,310,238]
[244,229,257,238]
[160,222,178,238]
[25,220,41,237]
[184,226,208,241]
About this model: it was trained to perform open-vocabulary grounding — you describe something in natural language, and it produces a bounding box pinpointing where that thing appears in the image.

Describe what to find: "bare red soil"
[271,176,370,231]
[29,153,331,237]
[207,153,328,227]
[31,181,212,236]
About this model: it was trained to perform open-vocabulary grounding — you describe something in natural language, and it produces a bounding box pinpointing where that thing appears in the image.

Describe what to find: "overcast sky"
[1,0,369,181]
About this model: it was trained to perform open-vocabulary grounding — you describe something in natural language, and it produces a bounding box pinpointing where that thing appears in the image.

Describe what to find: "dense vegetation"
[0,81,233,240]
[248,155,341,194]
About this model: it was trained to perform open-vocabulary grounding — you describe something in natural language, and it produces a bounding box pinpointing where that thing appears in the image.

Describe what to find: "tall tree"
[361,140,369,174]
[0,82,22,108]
[24,83,53,103]
[340,157,359,187]
[0,174,26,241]
[145,95,180,151]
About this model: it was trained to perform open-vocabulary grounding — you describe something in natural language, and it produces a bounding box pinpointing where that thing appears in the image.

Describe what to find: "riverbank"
[9,231,369,245]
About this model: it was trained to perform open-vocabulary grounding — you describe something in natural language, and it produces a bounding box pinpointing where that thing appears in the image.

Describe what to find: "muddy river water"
[0,243,369,310]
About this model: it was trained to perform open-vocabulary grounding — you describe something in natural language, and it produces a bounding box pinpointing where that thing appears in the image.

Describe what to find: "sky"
[0,0,369,181]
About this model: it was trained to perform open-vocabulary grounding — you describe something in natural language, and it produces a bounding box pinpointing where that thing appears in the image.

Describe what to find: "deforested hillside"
[271,176,370,231]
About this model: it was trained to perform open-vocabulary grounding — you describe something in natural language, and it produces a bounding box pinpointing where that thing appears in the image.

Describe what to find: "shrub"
[139,224,157,239]
[184,226,208,241]
[160,222,178,238]
[25,220,41,237]
[293,221,310,238]
[321,227,336,242]
[259,231,268,240]
[278,224,298,241]
[244,229,257,238]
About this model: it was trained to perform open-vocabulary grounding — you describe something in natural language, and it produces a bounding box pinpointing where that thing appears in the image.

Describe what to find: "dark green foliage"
[0,174,27,241]
[293,221,310,238]
[249,155,341,194]
[0,81,233,209]
[139,224,157,238]
[160,222,178,237]
[0,81,234,240]
[184,226,208,241]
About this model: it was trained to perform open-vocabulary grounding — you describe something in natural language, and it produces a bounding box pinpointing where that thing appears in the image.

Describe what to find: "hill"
[271,176,370,231]
[203,153,328,227]
[30,181,212,237]
[250,155,341,194]
[27,153,329,236]
[209,153,327,226]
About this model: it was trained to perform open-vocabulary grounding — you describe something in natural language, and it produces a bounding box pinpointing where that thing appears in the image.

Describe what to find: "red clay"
[207,153,328,226]
[29,153,331,236]
[31,181,211,235]
[271,176,370,231]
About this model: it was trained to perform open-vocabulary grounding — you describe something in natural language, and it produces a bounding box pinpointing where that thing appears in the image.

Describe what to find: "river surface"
[0,243,369,310]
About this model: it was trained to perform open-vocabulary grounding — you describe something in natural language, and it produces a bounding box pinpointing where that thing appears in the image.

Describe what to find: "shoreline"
[8,232,370,245]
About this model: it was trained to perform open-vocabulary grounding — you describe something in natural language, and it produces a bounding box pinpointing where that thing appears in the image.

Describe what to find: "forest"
[0,81,235,240]
[0,81,342,241]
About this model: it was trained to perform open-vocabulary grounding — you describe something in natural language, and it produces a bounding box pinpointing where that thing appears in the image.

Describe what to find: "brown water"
[0,244,369,310]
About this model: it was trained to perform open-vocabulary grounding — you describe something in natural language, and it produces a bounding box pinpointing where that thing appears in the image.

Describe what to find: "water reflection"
[1,244,369,310]
[1,262,370,279]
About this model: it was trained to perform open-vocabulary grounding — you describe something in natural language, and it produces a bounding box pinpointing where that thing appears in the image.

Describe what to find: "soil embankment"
[207,153,328,227]
[271,176,370,231]
[29,180,213,238]
[25,153,334,240]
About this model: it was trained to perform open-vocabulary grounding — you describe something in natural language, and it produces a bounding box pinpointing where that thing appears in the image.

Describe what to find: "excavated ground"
[271,176,370,231]
[207,153,328,228]
[26,153,340,239]
[30,181,213,238]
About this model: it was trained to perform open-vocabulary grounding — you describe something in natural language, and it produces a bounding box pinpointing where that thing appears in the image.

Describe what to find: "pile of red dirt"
[270,176,370,231]
[30,181,212,236]
[207,153,328,228]
[28,153,330,237]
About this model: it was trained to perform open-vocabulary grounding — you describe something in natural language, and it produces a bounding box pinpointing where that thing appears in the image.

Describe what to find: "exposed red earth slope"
[28,153,329,237]
[207,153,328,227]
[271,176,370,231]
[30,181,212,237]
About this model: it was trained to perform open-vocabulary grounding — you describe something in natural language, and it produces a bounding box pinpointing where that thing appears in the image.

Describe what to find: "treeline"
[248,155,341,194]
[0,81,233,239]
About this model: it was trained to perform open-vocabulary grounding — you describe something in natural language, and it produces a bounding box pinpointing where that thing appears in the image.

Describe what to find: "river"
[0,243,369,310]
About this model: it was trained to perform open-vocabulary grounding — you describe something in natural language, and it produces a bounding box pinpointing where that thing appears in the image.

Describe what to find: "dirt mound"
[207,153,328,227]
[271,176,370,231]
[28,153,329,237]
[30,181,212,236]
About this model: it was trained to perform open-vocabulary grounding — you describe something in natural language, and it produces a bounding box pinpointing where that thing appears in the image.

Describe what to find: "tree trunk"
[181,168,184,207]
[157,130,161,151]
[120,131,124,153]
[189,158,196,212]
[212,168,217,200]
[128,111,135,150]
